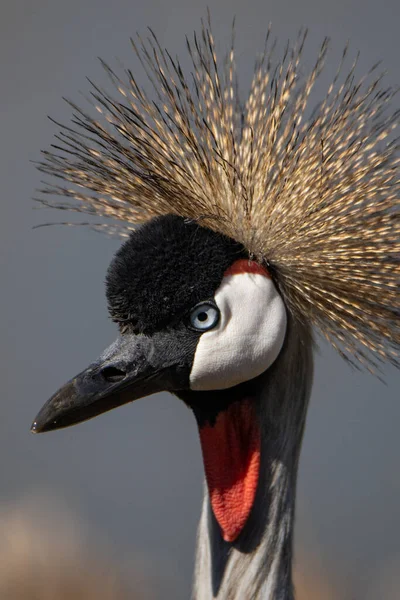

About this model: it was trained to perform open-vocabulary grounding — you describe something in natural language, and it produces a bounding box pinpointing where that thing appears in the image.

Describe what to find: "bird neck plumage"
[192,319,313,600]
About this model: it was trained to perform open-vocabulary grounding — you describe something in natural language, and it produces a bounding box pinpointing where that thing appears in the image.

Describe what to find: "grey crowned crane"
[31,19,400,600]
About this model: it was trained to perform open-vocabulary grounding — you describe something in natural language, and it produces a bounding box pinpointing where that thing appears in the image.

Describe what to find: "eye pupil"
[197,312,208,322]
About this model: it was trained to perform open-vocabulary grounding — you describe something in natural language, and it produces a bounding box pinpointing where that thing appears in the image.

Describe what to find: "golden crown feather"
[36,17,400,373]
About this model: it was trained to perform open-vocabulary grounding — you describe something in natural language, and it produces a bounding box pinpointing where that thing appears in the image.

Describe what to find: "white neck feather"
[192,320,313,600]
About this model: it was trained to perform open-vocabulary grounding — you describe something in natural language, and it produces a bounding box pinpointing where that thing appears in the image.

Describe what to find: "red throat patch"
[198,399,261,542]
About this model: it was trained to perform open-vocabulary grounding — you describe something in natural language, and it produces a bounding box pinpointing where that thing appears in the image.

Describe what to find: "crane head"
[31,214,288,541]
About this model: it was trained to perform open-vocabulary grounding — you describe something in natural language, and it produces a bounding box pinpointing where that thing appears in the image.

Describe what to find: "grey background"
[1,0,399,598]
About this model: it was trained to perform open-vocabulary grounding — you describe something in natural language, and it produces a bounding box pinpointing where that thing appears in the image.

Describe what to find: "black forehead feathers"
[106,215,247,334]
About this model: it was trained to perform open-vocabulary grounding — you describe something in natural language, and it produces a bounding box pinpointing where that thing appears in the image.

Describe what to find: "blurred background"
[1,0,399,598]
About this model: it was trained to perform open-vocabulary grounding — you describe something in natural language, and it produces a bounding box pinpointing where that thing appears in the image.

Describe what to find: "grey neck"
[192,320,313,600]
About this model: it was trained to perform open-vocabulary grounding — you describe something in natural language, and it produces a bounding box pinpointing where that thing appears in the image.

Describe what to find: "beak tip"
[30,420,41,434]
[31,417,52,434]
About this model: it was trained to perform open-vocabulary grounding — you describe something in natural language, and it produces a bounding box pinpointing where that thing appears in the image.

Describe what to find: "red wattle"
[198,398,261,542]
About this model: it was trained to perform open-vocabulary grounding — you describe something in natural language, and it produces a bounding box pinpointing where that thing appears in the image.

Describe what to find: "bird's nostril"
[100,366,126,383]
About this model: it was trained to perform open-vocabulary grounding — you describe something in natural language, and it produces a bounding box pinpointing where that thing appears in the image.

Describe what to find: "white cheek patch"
[189,272,287,390]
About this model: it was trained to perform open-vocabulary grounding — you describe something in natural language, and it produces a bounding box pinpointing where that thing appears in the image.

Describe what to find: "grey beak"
[31,334,181,433]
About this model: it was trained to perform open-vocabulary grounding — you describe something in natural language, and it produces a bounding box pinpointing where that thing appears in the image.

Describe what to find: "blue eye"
[189,302,220,331]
